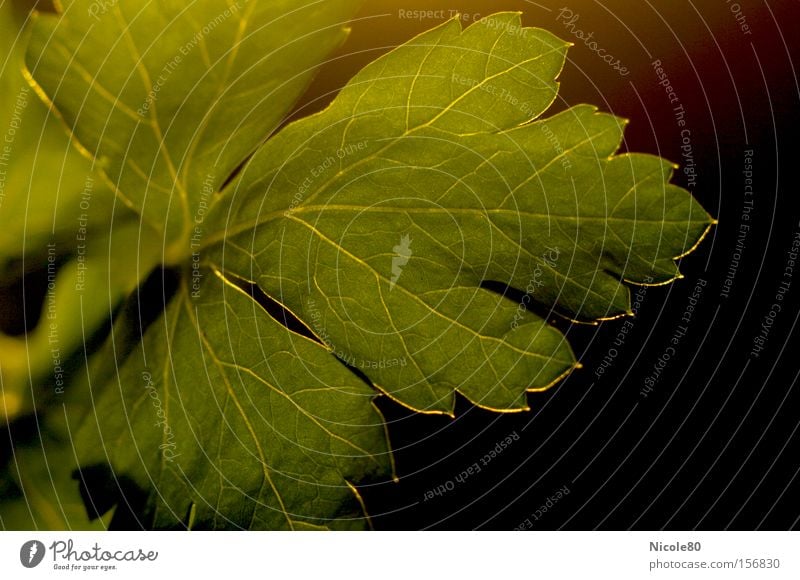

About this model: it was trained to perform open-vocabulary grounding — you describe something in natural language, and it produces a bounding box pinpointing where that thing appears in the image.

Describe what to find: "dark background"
[290,0,800,530]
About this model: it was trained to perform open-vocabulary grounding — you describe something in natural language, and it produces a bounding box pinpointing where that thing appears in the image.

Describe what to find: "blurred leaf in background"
[0,0,126,530]
[0,0,154,423]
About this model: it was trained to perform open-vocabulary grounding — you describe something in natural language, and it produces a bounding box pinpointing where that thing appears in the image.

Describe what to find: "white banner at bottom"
[0,532,796,579]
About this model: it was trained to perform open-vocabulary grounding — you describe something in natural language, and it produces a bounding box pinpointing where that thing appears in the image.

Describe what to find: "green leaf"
[23,7,714,529]
[75,269,390,530]
[0,1,111,271]
[25,0,364,257]
[0,2,158,421]
[209,12,714,414]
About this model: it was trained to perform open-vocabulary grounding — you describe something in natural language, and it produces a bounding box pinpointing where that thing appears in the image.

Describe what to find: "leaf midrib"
[200,203,708,252]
